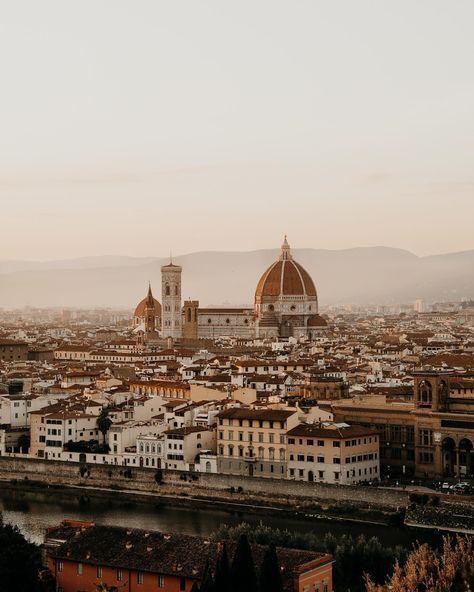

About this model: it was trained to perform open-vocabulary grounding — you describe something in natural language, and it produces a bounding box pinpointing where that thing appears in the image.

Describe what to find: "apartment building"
[217,407,299,478]
[286,423,379,484]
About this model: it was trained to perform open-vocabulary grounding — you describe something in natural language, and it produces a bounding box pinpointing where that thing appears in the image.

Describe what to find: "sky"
[1,1,473,260]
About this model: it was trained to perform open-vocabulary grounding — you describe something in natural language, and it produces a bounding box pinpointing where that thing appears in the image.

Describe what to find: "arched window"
[139,443,144,453]
[175,286,179,296]
[279,448,285,461]
[208,319,212,324]
[418,380,432,406]
[187,309,192,322]
[165,283,170,296]
[269,447,275,461]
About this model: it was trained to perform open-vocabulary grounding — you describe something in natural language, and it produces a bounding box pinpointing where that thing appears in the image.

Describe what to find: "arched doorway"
[248,464,254,477]
[459,438,474,478]
[308,470,314,482]
[139,456,144,467]
[442,437,456,476]
[205,461,211,473]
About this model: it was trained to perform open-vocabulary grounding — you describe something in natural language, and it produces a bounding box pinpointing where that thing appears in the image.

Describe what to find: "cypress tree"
[200,560,215,592]
[214,543,231,592]
[230,534,258,592]
[259,543,283,592]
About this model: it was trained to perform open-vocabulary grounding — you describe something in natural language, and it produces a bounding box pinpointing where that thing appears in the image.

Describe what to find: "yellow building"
[286,423,379,485]
[217,407,299,478]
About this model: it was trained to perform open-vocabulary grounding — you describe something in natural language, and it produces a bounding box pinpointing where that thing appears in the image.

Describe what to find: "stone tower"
[161,259,182,339]
[183,300,199,340]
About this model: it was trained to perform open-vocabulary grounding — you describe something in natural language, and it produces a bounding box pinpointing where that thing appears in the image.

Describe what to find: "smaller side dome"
[307,314,328,327]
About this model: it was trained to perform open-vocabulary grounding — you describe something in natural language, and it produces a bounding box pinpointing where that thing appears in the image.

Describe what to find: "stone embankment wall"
[0,456,408,510]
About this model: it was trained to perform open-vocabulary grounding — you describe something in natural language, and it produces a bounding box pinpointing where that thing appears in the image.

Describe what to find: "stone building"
[161,260,183,339]
[332,370,474,479]
[132,237,327,341]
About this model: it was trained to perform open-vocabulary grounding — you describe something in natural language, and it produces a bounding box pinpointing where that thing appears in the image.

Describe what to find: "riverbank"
[0,456,409,526]
[2,456,471,534]
[0,481,445,550]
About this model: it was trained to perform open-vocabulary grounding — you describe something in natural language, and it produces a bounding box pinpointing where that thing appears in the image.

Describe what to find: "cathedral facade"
[133,237,327,342]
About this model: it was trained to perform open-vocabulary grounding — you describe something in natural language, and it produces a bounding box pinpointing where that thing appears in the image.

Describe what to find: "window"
[317,440,324,447]
[333,441,340,447]
[333,457,340,464]
[97,566,103,578]
[77,563,83,575]
[418,429,433,447]
[58,560,63,572]
[180,577,186,591]
[138,572,144,584]
[317,456,325,463]
[158,575,165,588]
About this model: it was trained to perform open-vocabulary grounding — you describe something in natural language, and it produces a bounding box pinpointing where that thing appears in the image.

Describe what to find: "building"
[46,522,334,592]
[133,284,161,330]
[132,237,328,342]
[0,339,28,362]
[161,260,183,339]
[332,370,474,479]
[255,236,326,339]
[163,425,216,471]
[217,407,299,478]
[286,423,379,485]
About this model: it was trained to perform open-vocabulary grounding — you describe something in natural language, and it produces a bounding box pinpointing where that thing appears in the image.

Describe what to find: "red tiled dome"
[255,238,317,303]
[134,297,161,318]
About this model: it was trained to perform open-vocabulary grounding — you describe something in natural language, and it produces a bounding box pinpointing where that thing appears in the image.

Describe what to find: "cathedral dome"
[307,314,328,327]
[255,237,317,304]
[134,291,161,318]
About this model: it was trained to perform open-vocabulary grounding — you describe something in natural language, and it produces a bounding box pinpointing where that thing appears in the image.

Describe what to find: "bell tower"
[161,258,182,339]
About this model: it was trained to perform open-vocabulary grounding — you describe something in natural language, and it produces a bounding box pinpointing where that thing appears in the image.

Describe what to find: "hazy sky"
[1,1,473,260]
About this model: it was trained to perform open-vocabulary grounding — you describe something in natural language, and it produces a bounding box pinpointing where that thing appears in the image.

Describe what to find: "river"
[0,485,443,549]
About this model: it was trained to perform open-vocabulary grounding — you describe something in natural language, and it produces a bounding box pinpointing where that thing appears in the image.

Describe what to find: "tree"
[259,544,283,592]
[365,535,474,592]
[96,408,112,445]
[200,560,215,592]
[0,522,44,592]
[214,543,231,592]
[230,534,258,592]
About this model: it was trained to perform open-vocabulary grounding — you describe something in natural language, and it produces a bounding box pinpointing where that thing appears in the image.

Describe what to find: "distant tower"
[144,283,156,339]
[161,258,182,339]
[183,300,199,340]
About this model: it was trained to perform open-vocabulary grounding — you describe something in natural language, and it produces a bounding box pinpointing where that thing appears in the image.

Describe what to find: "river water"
[0,485,443,549]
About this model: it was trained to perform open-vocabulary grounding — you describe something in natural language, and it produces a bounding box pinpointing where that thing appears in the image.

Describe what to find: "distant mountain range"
[0,247,473,309]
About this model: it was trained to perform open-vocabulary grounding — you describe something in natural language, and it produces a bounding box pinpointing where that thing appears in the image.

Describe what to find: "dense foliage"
[212,522,408,592]
[0,522,44,592]
[366,535,474,592]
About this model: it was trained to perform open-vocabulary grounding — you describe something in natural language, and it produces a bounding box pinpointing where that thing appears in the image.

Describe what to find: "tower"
[161,259,182,339]
[144,283,156,339]
[183,300,199,340]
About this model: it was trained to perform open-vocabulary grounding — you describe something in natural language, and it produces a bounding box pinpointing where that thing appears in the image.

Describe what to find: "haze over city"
[1,1,474,261]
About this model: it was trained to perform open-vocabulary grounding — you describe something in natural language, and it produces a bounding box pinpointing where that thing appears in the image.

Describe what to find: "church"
[133,237,327,342]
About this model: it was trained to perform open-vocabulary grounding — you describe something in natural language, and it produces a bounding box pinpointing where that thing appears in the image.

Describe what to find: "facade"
[163,425,216,471]
[332,371,474,479]
[0,339,28,362]
[286,423,379,485]
[161,261,183,339]
[217,407,299,478]
[47,522,334,592]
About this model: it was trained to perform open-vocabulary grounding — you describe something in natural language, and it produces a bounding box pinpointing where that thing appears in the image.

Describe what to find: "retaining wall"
[0,456,408,509]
